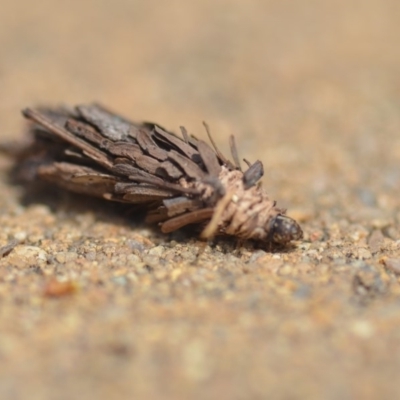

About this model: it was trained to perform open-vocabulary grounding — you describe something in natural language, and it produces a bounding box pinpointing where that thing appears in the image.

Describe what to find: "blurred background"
[1,0,400,207]
[1,0,400,399]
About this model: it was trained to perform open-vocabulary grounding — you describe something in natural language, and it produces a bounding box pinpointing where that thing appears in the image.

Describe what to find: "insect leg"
[200,190,235,239]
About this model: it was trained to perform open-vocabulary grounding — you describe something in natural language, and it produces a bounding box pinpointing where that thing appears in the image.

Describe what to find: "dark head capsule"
[269,215,303,245]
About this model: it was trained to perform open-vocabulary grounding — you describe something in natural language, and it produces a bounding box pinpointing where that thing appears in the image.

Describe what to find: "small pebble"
[0,240,18,258]
[350,320,375,339]
[383,258,400,275]
[279,264,293,276]
[11,246,47,264]
[43,279,78,297]
[13,232,27,241]
[148,246,165,257]
[357,248,372,260]
[126,239,145,252]
[55,252,78,264]
[368,230,384,253]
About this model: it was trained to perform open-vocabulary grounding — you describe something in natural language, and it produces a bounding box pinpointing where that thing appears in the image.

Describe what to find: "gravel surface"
[1,1,400,399]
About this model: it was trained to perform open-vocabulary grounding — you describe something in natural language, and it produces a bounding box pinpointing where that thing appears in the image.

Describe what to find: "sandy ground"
[1,0,400,399]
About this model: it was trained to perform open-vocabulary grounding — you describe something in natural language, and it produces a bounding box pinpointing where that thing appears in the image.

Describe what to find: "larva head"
[269,215,303,245]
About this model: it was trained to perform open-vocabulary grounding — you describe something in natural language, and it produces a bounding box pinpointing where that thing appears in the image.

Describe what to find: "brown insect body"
[20,104,302,247]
